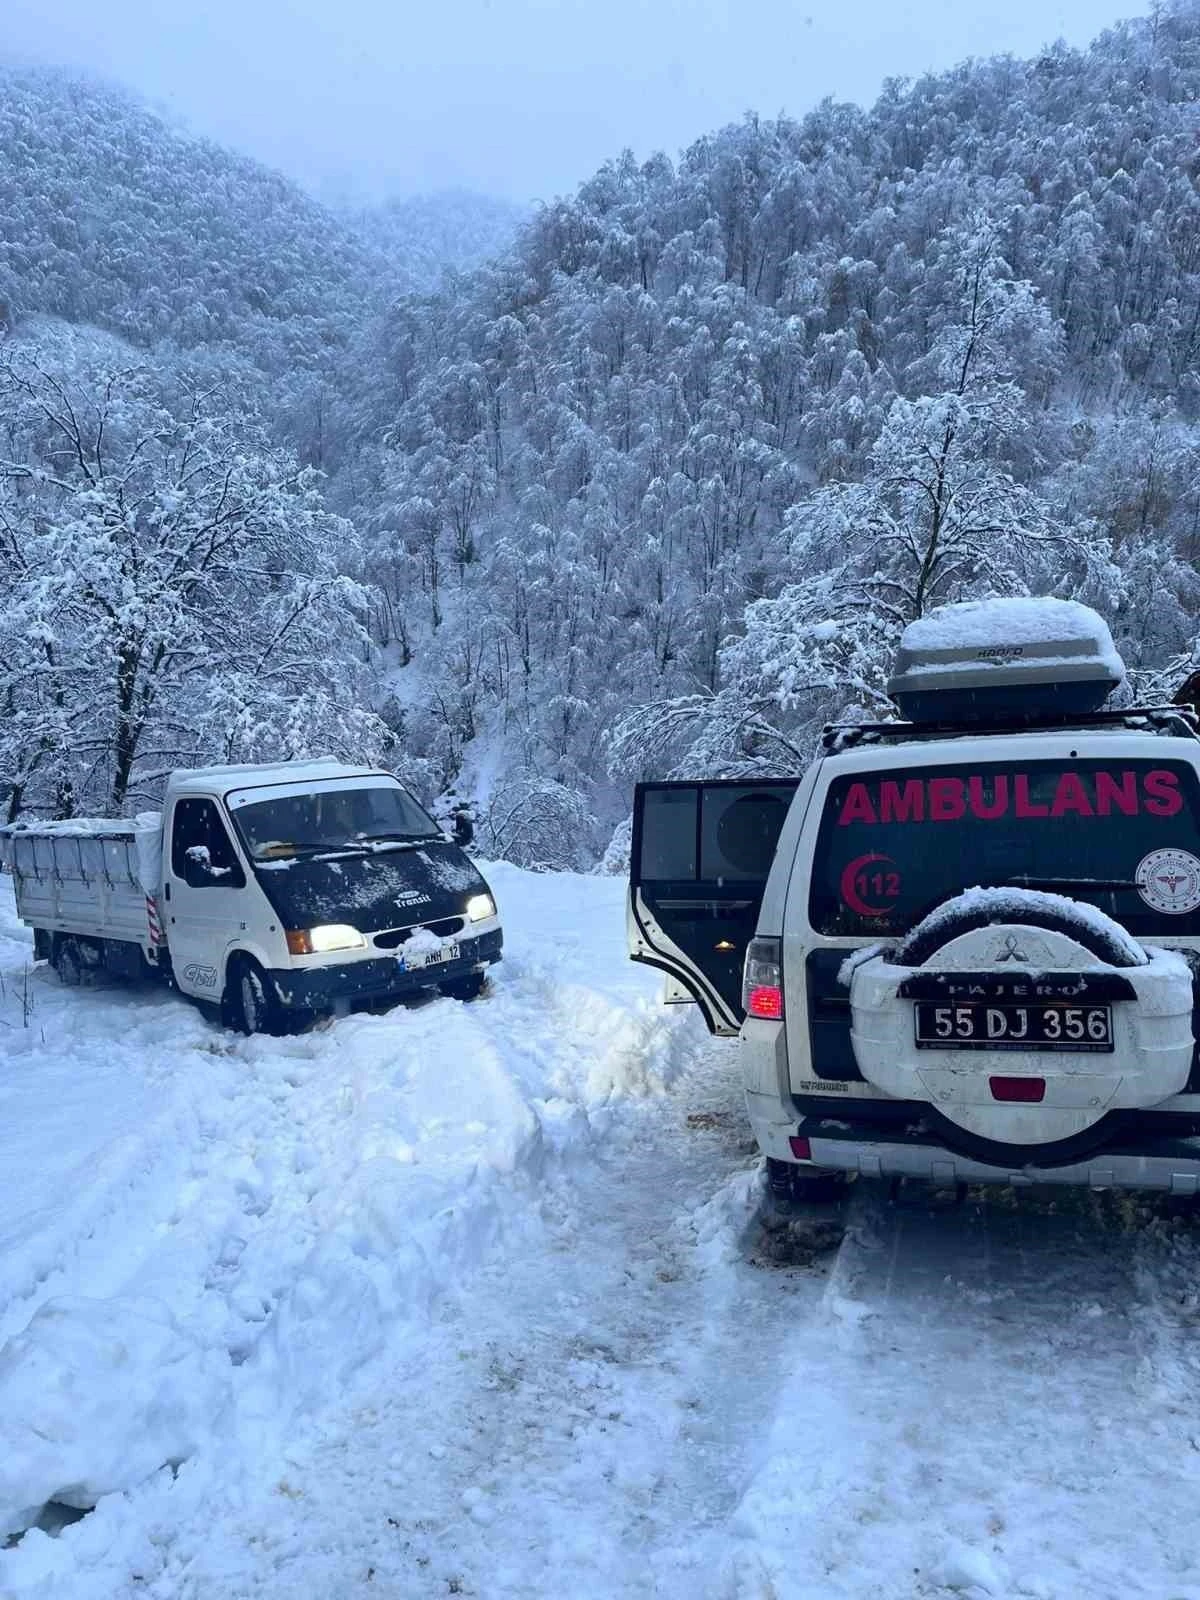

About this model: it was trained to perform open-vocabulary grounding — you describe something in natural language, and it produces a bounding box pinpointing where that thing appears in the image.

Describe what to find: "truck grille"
[373,918,464,949]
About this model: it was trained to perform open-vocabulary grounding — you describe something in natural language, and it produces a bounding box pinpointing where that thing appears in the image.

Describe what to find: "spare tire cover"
[848,895,1193,1151]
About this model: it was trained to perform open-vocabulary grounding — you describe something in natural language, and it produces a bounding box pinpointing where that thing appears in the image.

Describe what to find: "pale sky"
[2,0,1147,204]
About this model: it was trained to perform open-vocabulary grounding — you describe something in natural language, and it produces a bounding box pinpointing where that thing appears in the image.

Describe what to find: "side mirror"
[452,812,475,847]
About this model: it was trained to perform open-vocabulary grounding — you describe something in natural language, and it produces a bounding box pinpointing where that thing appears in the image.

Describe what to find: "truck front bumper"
[271,928,503,1011]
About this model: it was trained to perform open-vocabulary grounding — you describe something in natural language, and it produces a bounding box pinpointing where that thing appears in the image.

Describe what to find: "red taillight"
[747,984,783,1020]
[989,1076,1046,1103]
[743,937,783,1020]
[789,1135,812,1161]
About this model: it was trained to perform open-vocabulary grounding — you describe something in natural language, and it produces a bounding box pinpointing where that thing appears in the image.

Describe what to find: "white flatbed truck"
[1,759,503,1033]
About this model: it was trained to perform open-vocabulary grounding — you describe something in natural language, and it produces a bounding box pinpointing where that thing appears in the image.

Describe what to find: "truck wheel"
[224,957,283,1037]
[52,936,86,987]
[438,970,488,1002]
[765,1156,847,1206]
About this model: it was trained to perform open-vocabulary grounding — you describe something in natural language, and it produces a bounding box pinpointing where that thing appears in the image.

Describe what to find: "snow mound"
[901,596,1121,662]
[895,886,1149,968]
[402,923,455,958]
[0,862,699,1574]
[0,1297,231,1537]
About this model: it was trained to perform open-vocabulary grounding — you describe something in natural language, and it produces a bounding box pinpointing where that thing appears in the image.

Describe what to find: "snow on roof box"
[888,598,1126,726]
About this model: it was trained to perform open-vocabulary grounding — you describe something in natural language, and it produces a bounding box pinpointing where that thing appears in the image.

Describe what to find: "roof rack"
[820,705,1200,755]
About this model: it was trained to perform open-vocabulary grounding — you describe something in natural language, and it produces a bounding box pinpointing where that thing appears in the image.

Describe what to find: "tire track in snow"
[11,861,1200,1599]
[0,868,717,1594]
[146,1042,844,1599]
[150,1152,1200,1600]
[718,1186,1200,1600]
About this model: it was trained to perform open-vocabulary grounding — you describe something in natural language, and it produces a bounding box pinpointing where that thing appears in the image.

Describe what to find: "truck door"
[165,797,248,999]
[628,779,801,1035]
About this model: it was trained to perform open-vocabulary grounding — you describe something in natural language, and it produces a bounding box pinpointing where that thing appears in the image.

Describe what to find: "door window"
[630,779,800,1032]
[171,798,246,889]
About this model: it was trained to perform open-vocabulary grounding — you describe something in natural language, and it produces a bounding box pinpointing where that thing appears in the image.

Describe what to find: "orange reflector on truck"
[789,1135,812,1161]
[989,1076,1046,1103]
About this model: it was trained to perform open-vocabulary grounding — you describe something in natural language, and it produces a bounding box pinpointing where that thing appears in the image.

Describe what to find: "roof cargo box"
[888,598,1125,726]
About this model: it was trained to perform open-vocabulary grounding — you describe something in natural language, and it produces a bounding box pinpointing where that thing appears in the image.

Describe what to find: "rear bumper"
[272,929,503,1010]
[802,1126,1200,1194]
[743,1023,1200,1193]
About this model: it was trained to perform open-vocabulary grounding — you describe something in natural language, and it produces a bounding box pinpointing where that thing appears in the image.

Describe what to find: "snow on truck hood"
[252,838,490,933]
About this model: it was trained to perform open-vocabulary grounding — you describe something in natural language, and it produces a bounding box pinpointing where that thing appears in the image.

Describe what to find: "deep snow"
[2,866,1200,1597]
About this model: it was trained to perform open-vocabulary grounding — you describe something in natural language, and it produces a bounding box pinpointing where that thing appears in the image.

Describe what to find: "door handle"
[164,882,171,902]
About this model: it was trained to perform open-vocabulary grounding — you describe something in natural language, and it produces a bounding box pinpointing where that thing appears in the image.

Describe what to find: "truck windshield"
[230,784,440,862]
[808,757,1200,939]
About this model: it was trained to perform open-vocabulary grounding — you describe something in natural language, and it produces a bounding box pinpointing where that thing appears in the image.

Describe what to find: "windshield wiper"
[257,842,382,862]
[254,843,332,861]
[353,831,438,846]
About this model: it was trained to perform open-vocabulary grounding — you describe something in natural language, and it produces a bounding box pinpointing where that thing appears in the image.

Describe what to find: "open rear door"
[628,779,801,1035]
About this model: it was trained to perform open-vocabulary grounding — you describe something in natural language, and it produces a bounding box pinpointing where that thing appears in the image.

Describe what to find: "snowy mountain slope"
[4,868,1200,1597]
[0,65,373,369]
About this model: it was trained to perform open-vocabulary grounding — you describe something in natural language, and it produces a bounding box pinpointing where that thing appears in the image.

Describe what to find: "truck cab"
[629,599,1200,1197]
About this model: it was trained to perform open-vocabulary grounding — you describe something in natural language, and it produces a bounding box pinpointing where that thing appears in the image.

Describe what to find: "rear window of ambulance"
[808,758,1200,938]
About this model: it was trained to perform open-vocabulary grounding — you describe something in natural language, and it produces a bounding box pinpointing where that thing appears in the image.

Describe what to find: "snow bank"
[0,862,696,1571]
[0,1297,231,1538]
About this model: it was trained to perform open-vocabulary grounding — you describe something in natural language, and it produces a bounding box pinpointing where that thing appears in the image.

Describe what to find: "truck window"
[171,798,246,888]
[808,758,1200,938]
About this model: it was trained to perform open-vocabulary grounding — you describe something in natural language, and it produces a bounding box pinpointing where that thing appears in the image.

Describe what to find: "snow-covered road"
[3,867,1200,1598]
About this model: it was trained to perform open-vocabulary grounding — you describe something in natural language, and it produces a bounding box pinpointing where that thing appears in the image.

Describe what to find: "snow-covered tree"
[0,347,384,817]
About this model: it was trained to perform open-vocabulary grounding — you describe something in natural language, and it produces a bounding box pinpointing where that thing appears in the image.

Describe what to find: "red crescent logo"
[840,853,898,917]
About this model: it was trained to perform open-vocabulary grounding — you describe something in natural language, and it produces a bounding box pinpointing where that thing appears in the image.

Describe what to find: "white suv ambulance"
[629,599,1200,1199]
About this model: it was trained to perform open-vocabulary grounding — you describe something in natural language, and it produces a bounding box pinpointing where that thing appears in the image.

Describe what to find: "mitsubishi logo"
[994,934,1029,964]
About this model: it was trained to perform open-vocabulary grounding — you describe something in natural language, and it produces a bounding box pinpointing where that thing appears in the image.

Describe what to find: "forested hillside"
[0,67,371,368]
[349,191,528,293]
[2,5,1199,864]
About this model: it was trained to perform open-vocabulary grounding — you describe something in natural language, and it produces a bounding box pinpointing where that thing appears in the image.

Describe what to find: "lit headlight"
[465,893,496,922]
[287,924,367,955]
